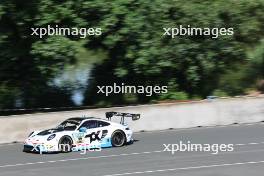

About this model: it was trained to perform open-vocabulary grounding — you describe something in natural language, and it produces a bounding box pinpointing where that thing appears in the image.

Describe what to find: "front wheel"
[111,130,126,147]
[58,136,72,152]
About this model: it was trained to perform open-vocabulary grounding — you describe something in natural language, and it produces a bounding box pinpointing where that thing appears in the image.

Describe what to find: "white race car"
[23,112,140,153]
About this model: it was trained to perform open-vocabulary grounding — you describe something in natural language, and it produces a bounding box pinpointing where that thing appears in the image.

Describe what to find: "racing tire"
[111,130,126,147]
[58,136,73,153]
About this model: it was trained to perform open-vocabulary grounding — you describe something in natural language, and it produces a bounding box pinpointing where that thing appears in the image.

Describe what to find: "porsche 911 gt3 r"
[23,112,140,153]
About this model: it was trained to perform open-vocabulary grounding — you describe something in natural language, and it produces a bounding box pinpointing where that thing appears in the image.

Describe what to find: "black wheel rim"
[62,138,71,145]
[113,132,124,146]
[60,138,72,152]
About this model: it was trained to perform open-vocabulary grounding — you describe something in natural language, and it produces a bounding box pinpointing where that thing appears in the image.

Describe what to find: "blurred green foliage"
[0,0,264,109]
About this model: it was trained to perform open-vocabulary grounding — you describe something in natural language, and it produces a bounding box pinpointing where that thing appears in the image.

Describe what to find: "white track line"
[0,150,163,168]
[1,145,264,169]
[234,142,264,146]
[102,160,264,176]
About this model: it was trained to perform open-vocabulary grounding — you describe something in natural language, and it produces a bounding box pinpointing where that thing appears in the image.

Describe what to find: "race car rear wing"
[105,112,140,125]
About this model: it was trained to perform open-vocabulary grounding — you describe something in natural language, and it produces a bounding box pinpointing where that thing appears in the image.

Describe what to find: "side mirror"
[79,127,87,133]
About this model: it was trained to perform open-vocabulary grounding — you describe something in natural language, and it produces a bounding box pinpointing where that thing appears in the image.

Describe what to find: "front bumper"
[23,144,59,153]
[24,139,59,153]
[23,145,35,152]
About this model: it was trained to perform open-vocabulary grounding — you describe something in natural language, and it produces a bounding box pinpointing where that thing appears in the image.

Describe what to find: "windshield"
[56,120,81,131]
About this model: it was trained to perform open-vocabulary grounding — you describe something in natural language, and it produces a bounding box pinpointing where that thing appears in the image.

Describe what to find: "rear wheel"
[111,130,126,147]
[58,136,72,152]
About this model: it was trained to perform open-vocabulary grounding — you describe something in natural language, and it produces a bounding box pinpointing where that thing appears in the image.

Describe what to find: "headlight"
[47,134,56,141]
[28,132,34,137]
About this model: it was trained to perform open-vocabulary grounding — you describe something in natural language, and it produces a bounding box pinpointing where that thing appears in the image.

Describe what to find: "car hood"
[37,128,64,136]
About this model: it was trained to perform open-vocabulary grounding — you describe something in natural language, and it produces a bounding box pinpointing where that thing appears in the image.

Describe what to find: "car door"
[77,120,99,145]
[77,120,111,147]
[95,120,112,147]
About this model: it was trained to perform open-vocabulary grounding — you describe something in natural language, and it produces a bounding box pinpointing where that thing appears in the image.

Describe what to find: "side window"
[80,120,98,129]
[98,121,110,127]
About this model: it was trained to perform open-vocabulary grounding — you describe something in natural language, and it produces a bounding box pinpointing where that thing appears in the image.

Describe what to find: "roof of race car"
[67,117,103,121]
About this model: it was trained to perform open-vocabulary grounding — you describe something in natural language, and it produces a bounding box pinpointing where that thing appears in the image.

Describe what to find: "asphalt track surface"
[1,123,264,176]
